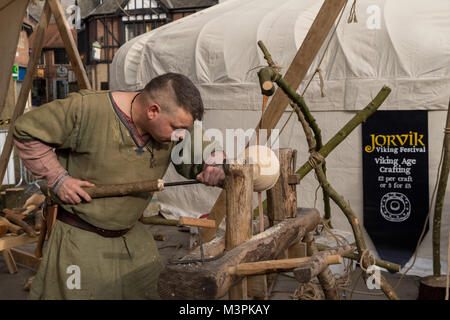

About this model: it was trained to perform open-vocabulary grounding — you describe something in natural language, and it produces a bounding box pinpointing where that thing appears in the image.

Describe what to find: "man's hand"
[56,176,95,204]
[196,151,226,187]
[196,165,225,187]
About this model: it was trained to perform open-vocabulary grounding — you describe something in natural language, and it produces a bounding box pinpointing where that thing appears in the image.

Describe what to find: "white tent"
[110,0,450,276]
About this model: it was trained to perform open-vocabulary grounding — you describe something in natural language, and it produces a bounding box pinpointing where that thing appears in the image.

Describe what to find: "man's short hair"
[143,73,204,121]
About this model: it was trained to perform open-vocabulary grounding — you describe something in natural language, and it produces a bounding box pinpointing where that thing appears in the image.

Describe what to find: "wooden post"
[47,0,91,89]
[0,1,52,183]
[201,0,347,244]
[267,148,297,225]
[224,162,253,300]
[0,0,29,115]
[305,233,340,300]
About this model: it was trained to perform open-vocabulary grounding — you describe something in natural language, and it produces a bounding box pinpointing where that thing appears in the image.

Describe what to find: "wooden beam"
[0,1,51,183]
[47,0,91,89]
[228,255,342,276]
[201,0,347,244]
[10,248,41,270]
[260,0,347,132]
[293,244,355,283]
[157,208,320,300]
[0,234,39,251]
[178,216,215,229]
[0,0,30,114]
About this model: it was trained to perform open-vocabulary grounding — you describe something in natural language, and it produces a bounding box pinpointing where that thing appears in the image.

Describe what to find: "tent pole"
[432,98,450,275]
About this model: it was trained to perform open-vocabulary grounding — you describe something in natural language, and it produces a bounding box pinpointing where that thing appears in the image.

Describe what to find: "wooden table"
[0,234,40,274]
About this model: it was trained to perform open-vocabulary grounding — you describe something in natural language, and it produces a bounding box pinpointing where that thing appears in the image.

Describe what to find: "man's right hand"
[56,177,95,204]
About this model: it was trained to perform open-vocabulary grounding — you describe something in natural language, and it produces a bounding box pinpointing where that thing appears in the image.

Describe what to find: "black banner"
[362,110,429,267]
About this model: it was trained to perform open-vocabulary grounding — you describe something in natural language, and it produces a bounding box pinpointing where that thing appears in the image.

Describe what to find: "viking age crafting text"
[362,111,429,267]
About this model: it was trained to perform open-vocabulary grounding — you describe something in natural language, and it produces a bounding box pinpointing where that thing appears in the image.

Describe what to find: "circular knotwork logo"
[380,192,411,222]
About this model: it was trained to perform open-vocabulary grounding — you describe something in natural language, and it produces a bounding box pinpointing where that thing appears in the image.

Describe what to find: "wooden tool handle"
[178,216,216,229]
[83,179,164,198]
[326,254,342,265]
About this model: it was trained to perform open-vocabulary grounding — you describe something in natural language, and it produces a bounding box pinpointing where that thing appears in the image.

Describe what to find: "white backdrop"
[110,0,450,275]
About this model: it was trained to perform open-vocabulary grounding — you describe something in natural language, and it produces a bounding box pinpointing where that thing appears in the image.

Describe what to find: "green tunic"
[13,90,214,299]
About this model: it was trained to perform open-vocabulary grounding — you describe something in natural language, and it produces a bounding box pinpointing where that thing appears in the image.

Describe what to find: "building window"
[125,24,136,42]
[101,82,109,90]
[125,0,156,10]
[54,49,69,65]
[38,51,45,66]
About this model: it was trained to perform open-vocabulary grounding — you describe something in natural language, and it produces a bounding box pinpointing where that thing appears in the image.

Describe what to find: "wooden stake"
[305,233,340,300]
[0,0,29,114]
[224,163,253,251]
[0,1,51,183]
[432,98,450,275]
[2,249,18,274]
[224,162,253,300]
[47,0,91,89]
[267,148,297,225]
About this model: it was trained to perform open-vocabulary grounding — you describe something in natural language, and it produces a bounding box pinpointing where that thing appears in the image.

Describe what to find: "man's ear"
[146,103,161,120]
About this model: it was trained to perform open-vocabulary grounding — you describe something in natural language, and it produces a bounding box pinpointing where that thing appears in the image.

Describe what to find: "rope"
[308,151,325,169]
[317,218,349,247]
[347,0,358,23]
[292,281,325,300]
[358,249,376,272]
[444,127,450,134]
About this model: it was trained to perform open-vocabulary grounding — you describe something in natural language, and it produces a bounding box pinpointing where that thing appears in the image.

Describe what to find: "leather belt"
[57,207,132,238]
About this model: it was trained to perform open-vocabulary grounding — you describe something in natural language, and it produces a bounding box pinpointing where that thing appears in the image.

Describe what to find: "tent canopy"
[111,0,450,112]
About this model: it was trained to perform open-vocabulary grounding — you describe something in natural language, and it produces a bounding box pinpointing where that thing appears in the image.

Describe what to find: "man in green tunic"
[13,73,225,299]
